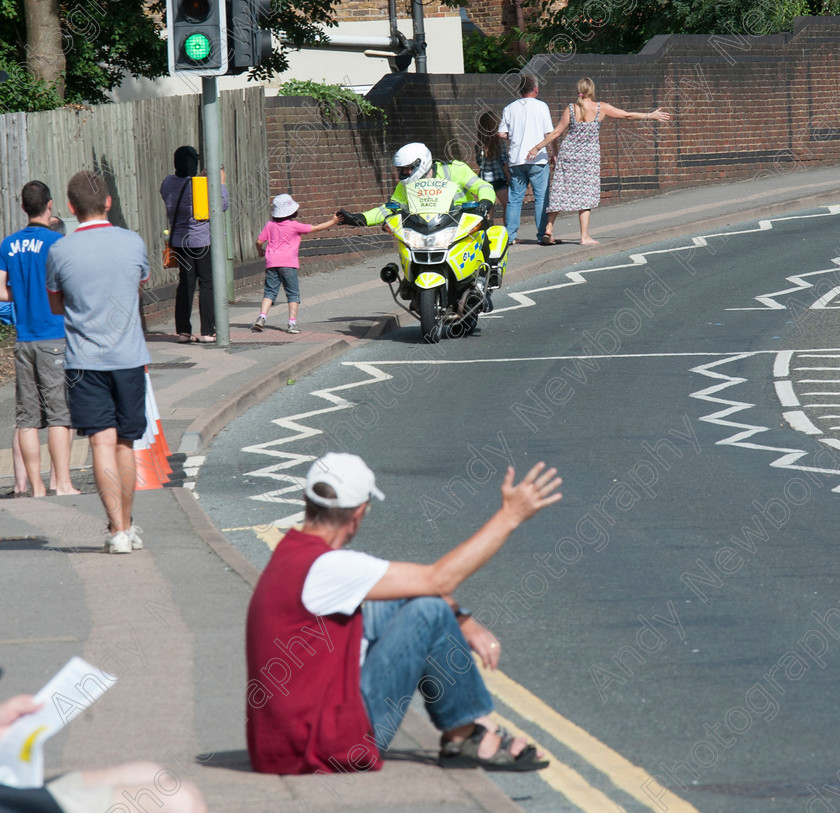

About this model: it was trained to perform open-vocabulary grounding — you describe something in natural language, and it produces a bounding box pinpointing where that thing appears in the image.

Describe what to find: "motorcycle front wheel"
[419,287,443,344]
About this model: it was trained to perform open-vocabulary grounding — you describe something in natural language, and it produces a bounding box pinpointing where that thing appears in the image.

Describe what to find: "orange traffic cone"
[133,409,165,491]
[145,371,173,459]
[143,369,175,482]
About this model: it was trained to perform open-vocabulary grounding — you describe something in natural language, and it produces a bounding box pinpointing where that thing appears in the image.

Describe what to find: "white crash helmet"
[394,142,433,184]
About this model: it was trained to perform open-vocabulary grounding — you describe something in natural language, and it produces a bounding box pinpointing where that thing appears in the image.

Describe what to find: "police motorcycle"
[378,177,509,343]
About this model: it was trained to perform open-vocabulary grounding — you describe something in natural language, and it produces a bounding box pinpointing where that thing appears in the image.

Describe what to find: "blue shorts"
[66,366,147,440]
[263,267,300,304]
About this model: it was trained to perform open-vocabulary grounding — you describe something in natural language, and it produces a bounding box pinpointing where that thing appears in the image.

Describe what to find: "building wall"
[462,0,519,37]
[281,17,463,88]
[331,0,456,21]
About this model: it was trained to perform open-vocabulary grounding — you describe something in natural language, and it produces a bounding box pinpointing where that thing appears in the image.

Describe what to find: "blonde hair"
[576,77,596,123]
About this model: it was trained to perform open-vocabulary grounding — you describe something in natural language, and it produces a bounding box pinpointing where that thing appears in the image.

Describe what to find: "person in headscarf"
[159,145,228,343]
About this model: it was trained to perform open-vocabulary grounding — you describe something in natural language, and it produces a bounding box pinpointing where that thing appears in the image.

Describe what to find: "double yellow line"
[482,666,700,812]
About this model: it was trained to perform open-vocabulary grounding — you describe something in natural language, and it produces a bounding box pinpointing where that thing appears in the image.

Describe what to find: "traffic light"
[228,0,273,74]
[167,0,229,76]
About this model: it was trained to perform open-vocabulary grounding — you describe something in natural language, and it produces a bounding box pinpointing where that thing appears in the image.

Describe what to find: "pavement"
[0,164,838,813]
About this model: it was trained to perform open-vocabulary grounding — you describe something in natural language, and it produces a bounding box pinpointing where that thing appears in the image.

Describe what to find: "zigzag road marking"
[491,206,840,317]
[242,364,394,523]
[690,352,840,493]
[237,348,840,533]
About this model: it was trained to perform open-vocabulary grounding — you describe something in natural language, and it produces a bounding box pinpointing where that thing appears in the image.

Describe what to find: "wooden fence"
[0,88,268,293]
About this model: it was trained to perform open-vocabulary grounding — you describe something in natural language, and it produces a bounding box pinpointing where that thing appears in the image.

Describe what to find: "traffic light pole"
[202,75,230,347]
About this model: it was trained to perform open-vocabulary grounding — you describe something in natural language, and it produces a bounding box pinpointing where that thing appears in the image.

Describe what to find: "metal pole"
[389,0,398,39]
[202,75,230,347]
[411,0,426,73]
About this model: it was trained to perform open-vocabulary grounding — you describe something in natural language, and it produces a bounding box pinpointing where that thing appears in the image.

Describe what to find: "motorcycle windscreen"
[403,178,460,216]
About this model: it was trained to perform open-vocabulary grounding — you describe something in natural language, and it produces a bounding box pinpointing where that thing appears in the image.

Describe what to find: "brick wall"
[262,16,840,271]
[462,0,518,36]
[332,0,458,22]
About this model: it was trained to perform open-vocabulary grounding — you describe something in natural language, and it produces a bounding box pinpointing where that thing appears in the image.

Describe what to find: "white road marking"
[773,350,793,377]
[775,380,799,407]
[783,410,822,434]
[338,348,840,365]
[486,206,840,317]
[691,353,840,492]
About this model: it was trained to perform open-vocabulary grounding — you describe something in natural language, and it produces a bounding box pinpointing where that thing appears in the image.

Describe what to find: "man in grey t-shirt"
[46,170,151,555]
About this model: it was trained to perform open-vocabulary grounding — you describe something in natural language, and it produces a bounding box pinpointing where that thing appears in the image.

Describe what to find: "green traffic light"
[184,32,212,61]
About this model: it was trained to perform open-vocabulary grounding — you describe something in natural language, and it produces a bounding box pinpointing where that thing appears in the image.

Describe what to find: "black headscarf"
[173,145,199,178]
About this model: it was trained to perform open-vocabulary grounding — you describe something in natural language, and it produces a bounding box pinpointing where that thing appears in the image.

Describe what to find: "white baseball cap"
[304,453,385,508]
[272,193,299,218]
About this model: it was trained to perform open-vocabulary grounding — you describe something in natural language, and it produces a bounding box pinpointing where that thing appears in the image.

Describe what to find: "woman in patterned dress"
[527,78,670,246]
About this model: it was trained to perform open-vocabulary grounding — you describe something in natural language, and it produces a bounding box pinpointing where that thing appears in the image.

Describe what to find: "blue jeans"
[506,162,550,242]
[263,267,301,304]
[360,598,494,750]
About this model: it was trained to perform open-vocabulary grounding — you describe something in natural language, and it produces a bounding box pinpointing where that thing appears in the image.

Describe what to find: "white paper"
[0,656,116,788]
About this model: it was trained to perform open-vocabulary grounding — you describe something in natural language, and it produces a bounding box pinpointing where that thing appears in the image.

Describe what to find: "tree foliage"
[522,0,840,58]
[240,0,341,81]
[0,0,166,110]
[672,0,840,36]
[275,78,387,123]
[0,0,342,113]
[463,30,522,73]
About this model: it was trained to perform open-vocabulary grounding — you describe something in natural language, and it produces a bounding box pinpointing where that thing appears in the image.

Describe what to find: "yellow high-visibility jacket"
[362,160,495,226]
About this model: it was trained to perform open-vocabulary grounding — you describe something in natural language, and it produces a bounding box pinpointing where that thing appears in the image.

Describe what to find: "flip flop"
[540,234,555,246]
[177,333,198,343]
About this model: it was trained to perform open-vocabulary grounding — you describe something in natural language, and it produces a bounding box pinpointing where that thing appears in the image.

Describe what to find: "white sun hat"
[272,193,299,218]
[305,453,385,508]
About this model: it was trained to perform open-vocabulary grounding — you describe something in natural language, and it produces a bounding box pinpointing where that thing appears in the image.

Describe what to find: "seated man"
[246,452,562,775]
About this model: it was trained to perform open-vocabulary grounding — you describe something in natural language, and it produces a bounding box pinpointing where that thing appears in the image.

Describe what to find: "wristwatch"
[455,606,472,619]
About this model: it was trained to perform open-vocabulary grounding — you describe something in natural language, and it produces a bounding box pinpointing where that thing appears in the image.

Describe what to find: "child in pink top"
[252,194,338,334]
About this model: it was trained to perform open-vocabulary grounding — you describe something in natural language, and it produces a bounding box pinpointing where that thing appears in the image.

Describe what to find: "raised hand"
[500,463,563,523]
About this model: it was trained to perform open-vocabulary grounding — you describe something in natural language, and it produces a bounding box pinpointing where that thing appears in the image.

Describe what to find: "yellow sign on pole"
[191,176,209,221]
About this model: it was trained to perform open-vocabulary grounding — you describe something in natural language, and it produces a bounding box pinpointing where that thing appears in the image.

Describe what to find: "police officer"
[339,143,495,227]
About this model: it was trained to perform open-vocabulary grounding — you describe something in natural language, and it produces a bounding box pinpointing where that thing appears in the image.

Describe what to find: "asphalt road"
[197,205,840,812]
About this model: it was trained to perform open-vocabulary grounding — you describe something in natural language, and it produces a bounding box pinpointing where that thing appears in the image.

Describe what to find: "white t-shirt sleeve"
[541,102,554,136]
[499,104,510,135]
[302,550,390,616]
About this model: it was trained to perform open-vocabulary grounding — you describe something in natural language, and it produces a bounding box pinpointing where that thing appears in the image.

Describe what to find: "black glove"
[477,200,492,218]
[338,208,367,227]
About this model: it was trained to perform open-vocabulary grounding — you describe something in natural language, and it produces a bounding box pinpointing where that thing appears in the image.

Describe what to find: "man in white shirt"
[499,74,556,244]
[246,452,562,775]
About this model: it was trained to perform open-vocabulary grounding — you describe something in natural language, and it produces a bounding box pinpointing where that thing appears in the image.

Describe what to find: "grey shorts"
[15,340,71,428]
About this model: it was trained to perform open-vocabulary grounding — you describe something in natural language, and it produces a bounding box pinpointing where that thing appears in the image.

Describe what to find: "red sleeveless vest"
[245,529,382,774]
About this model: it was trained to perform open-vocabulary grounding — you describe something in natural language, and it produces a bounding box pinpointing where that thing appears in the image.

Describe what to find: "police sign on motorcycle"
[379,178,509,344]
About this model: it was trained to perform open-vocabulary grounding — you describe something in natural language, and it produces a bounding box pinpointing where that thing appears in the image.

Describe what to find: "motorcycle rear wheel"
[419,287,443,344]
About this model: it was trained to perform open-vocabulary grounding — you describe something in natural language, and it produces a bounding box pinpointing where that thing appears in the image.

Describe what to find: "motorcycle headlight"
[407,227,456,250]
